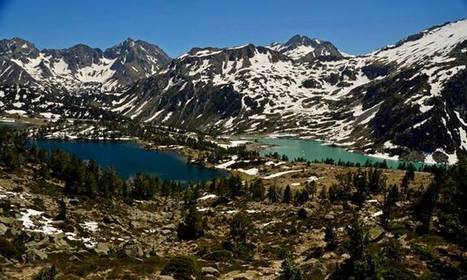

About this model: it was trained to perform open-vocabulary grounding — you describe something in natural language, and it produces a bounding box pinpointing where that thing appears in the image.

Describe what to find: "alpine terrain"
[1,19,467,164]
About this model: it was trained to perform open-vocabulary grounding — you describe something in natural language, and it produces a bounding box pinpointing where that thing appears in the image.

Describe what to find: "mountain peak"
[0,37,39,58]
[269,34,342,60]
[67,43,101,52]
[285,34,319,47]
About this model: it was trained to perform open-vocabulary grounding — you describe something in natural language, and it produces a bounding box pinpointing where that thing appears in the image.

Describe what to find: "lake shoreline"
[34,138,229,182]
[223,134,431,169]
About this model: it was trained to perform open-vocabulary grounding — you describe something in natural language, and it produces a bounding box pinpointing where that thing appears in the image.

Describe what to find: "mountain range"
[1,19,466,164]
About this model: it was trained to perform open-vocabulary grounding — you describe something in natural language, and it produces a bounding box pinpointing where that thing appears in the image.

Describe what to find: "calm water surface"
[35,140,227,182]
[258,137,425,169]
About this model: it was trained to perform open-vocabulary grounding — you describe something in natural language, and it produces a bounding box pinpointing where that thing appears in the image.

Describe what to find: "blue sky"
[0,0,466,57]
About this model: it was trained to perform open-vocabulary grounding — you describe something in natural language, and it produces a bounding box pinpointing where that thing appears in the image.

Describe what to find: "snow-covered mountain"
[1,19,466,163]
[268,34,343,61]
[0,38,171,92]
[113,20,467,163]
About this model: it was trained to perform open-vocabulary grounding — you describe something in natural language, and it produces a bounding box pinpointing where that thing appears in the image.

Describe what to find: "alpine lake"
[1,121,426,182]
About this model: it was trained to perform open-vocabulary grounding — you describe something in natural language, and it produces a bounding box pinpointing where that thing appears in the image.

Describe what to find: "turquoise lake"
[35,140,227,182]
[257,137,425,169]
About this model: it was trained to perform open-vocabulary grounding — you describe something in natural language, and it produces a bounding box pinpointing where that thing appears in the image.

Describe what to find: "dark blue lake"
[35,140,227,182]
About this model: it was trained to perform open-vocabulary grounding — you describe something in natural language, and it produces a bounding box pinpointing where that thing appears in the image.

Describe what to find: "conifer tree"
[380,184,399,229]
[325,222,337,249]
[250,179,265,201]
[283,185,293,203]
[177,204,204,240]
[267,185,280,203]
[229,211,252,242]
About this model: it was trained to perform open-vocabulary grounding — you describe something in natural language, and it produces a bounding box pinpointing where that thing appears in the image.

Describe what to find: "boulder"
[94,242,112,255]
[162,224,177,230]
[0,216,15,225]
[120,240,144,258]
[160,229,172,236]
[27,248,48,262]
[52,237,71,250]
[202,266,220,276]
[368,227,384,241]
[0,223,8,235]
[155,275,175,280]
[25,237,49,248]
[324,213,335,220]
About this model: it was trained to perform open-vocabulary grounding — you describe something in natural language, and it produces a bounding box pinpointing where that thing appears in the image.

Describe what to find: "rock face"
[113,19,467,163]
[0,38,171,92]
[0,38,171,121]
[268,34,343,61]
[1,20,467,163]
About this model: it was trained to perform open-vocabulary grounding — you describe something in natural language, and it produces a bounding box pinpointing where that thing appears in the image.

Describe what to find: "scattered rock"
[155,275,175,280]
[94,242,111,255]
[298,207,313,219]
[324,213,335,220]
[202,266,220,276]
[119,240,144,258]
[27,248,48,261]
[0,216,15,225]
[0,223,8,235]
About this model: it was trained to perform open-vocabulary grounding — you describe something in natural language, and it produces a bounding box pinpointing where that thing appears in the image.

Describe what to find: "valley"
[1,19,467,164]
[0,122,465,279]
[0,14,466,280]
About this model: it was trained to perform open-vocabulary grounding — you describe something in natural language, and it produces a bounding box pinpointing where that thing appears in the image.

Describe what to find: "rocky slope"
[0,144,464,279]
[0,37,171,92]
[114,20,467,163]
[0,38,171,121]
[1,20,466,163]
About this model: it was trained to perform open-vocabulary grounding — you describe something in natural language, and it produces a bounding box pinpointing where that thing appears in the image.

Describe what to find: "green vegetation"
[1,125,466,279]
[328,168,387,206]
[161,256,201,280]
[177,205,204,240]
[34,265,57,280]
[281,257,304,280]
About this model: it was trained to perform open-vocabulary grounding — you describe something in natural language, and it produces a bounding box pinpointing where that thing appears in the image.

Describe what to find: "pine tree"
[267,185,279,203]
[283,185,293,203]
[319,187,328,200]
[305,181,317,199]
[295,189,309,205]
[177,205,204,240]
[406,163,416,180]
[345,218,368,261]
[400,175,409,198]
[229,211,252,242]
[414,183,438,233]
[250,179,265,201]
[324,223,337,249]
[54,198,67,221]
[380,185,399,229]
[228,176,242,198]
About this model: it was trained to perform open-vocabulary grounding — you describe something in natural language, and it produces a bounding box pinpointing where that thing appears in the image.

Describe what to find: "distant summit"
[268,34,343,60]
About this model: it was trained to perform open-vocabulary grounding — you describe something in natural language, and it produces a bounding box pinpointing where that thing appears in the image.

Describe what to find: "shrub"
[161,256,200,280]
[177,206,204,240]
[229,211,253,241]
[281,257,304,280]
[205,249,233,262]
[0,237,20,259]
[34,265,57,280]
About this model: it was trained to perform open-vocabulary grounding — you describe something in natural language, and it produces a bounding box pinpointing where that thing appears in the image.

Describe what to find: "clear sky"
[0,0,466,57]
